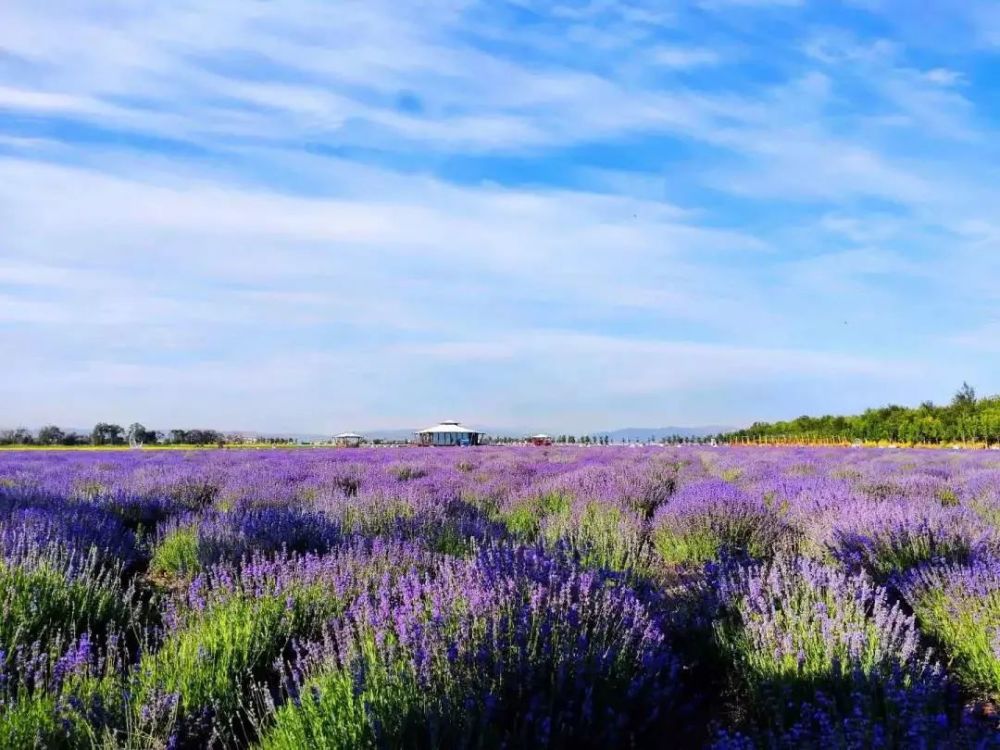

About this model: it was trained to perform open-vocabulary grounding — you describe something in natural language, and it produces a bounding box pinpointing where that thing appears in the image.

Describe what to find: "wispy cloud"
[0,0,996,431]
[649,46,723,68]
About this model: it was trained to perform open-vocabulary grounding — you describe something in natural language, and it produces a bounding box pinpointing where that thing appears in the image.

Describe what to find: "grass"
[914,590,1000,697]
[903,571,1000,698]
[938,487,961,507]
[337,500,414,536]
[542,502,648,572]
[652,510,791,566]
[713,558,943,744]
[0,691,57,743]
[149,525,201,578]
[500,492,571,539]
[0,551,134,660]
[500,494,651,573]
[137,595,291,714]
[653,526,725,564]
[259,636,424,750]
[134,581,345,742]
[0,692,71,750]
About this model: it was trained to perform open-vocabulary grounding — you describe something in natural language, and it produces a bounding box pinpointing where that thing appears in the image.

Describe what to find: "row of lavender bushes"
[1,446,1000,747]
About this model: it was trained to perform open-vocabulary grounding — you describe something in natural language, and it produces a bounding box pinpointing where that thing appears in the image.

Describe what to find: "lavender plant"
[827,500,995,580]
[899,557,1000,699]
[713,556,952,746]
[652,480,794,565]
[136,539,441,745]
[150,507,342,577]
[0,540,136,674]
[260,545,682,749]
[0,445,996,748]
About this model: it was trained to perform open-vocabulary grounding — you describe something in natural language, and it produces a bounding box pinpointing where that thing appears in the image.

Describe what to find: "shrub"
[136,585,342,743]
[260,545,682,749]
[827,500,994,580]
[713,556,952,746]
[500,492,570,540]
[0,634,129,749]
[391,465,428,482]
[652,481,793,565]
[149,524,200,578]
[149,508,343,577]
[135,594,299,742]
[0,544,134,668]
[137,541,438,744]
[899,557,1000,698]
[0,503,139,568]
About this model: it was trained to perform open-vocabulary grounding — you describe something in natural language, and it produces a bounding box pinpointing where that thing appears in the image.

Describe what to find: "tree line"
[487,434,718,445]
[487,435,616,445]
[0,423,296,447]
[723,383,1000,445]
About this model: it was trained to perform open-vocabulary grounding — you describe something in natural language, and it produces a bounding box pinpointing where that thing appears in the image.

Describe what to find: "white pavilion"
[333,432,364,447]
[415,420,482,447]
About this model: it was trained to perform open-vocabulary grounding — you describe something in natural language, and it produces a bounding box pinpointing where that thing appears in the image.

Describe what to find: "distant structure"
[416,420,481,447]
[528,434,553,446]
[333,432,364,447]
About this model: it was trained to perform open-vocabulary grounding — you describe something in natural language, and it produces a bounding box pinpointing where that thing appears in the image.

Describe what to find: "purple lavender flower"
[714,556,954,746]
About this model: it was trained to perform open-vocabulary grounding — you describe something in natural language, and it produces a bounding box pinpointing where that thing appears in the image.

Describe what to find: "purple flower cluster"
[826,498,996,579]
[898,556,1000,701]
[0,445,997,747]
[652,479,794,564]
[714,556,952,747]
[273,544,682,748]
[0,485,139,565]
[155,505,344,572]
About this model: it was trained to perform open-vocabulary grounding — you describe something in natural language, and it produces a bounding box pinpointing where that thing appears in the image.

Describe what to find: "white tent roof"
[416,420,480,434]
[530,434,551,439]
[334,432,364,439]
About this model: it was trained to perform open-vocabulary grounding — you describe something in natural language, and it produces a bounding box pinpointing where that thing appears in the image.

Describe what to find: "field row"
[1,446,1000,748]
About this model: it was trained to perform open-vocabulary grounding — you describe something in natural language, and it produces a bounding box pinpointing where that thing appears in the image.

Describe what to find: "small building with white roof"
[333,432,364,447]
[415,420,481,447]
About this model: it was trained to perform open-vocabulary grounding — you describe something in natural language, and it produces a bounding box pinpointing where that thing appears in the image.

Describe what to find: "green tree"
[722,384,996,446]
[126,422,158,445]
[91,423,124,446]
[37,425,65,445]
[953,382,977,409]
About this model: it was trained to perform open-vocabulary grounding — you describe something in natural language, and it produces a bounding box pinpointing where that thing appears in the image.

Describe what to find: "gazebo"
[528,434,553,446]
[333,432,364,447]
[415,420,481,447]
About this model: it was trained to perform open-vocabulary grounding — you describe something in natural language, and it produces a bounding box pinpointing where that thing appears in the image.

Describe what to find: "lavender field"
[3,445,1000,748]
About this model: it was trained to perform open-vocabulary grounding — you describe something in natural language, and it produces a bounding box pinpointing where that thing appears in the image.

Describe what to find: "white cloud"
[923,67,965,86]
[0,0,997,429]
[649,46,722,68]
[0,86,100,113]
[0,153,777,354]
[952,322,1000,353]
[699,0,802,8]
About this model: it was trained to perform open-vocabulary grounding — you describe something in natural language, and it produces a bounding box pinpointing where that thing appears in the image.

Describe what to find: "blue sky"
[1,0,998,433]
